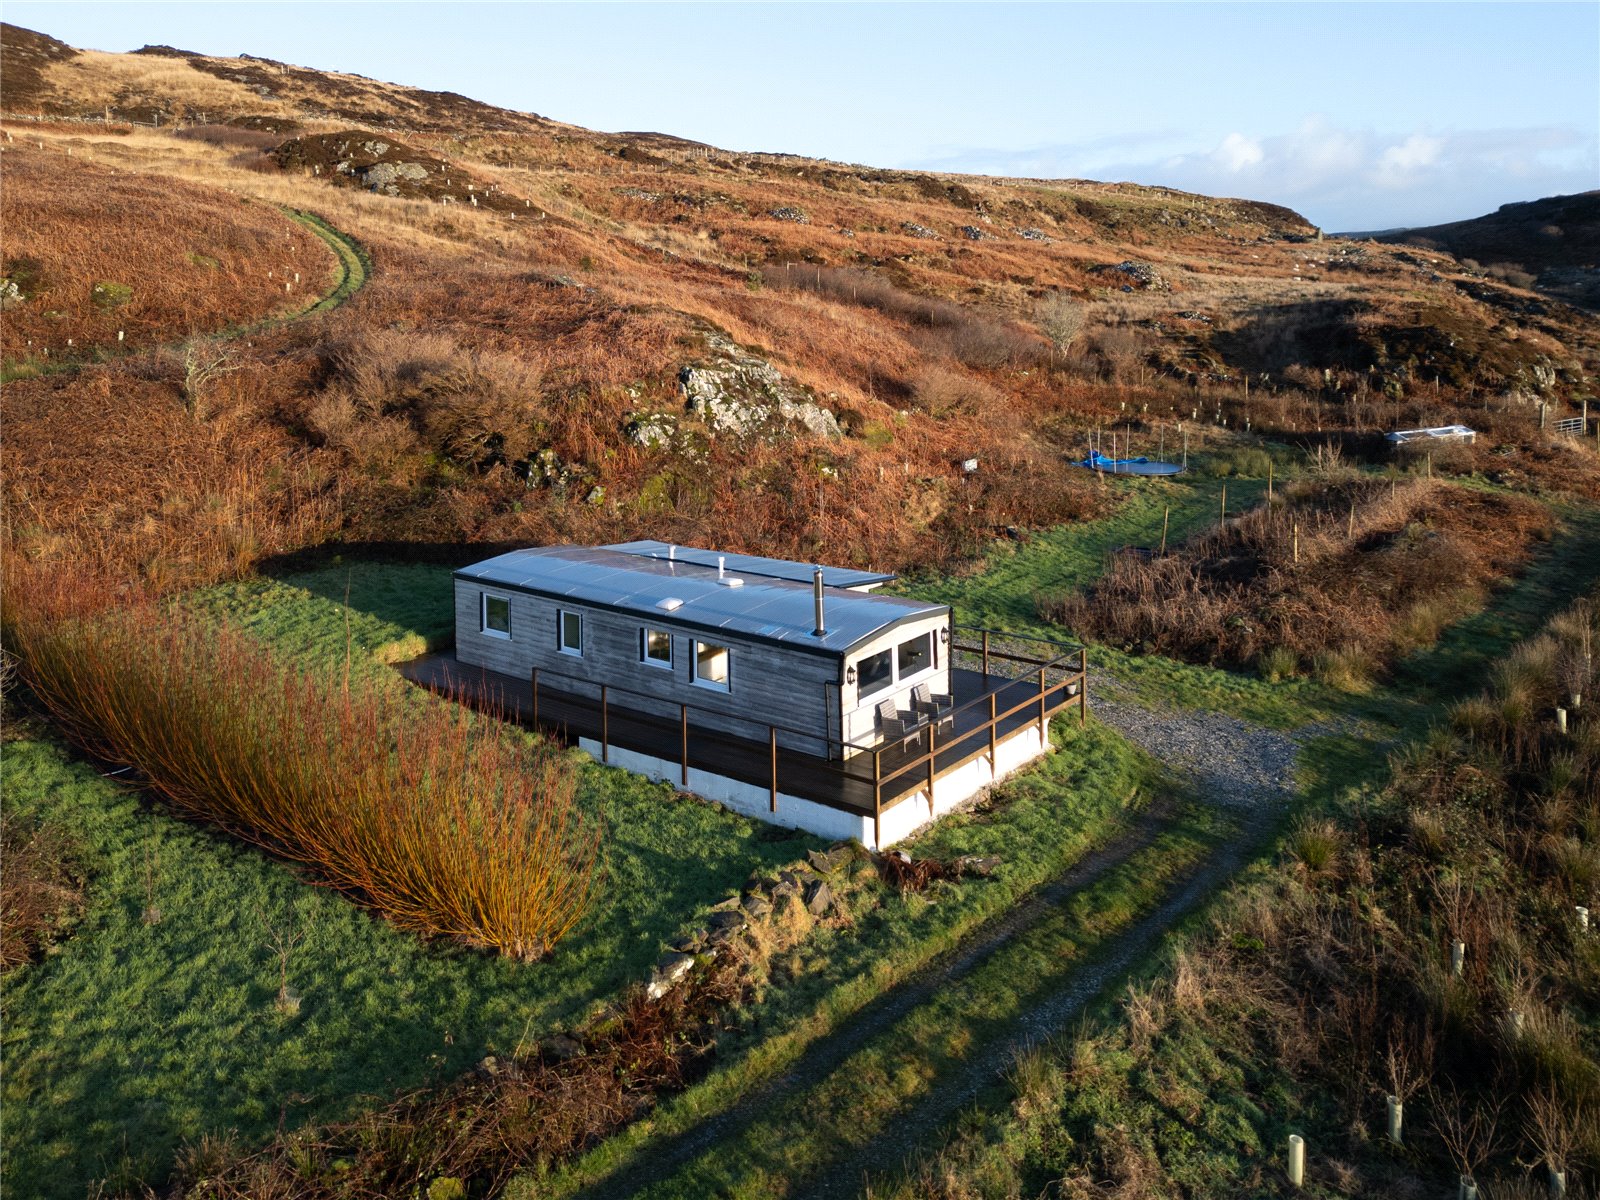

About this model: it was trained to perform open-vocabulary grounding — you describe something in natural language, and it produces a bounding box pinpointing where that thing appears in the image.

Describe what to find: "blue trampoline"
[1074,452,1186,476]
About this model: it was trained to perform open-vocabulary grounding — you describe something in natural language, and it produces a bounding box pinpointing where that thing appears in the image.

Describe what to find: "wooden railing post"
[600,684,609,764]
[874,748,883,850]
[982,630,991,678]
[530,667,539,728]
[680,703,689,786]
[770,726,779,813]
[988,693,997,769]
[1038,667,1047,740]
[926,722,937,815]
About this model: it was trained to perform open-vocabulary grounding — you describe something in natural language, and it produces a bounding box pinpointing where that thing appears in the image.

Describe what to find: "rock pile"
[957,225,993,241]
[1016,227,1053,243]
[901,221,941,240]
[1094,261,1169,291]
[768,206,809,224]
[679,330,841,440]
[642,839,867,1003]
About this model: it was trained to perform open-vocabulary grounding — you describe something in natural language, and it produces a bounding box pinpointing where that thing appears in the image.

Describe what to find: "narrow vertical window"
[641,627,673,668]
[482,593,511,639]
[558,610,583,656]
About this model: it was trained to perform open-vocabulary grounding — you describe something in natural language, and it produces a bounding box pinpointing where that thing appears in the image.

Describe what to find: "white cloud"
[1213,132,1263,173]
[909,120,1598,231]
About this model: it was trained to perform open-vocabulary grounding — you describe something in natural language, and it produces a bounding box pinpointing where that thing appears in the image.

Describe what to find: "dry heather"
[1047,477,1555,679]
[2,23,1595,592]
[0,812,83,972]
[0,143,331,358]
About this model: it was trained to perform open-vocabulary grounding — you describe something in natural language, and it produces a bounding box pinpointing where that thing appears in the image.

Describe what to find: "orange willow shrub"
[3,566,601,959]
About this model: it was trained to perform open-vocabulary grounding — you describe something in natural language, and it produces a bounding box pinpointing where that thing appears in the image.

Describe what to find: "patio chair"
[875,697,922,750]
[910,682,955,736]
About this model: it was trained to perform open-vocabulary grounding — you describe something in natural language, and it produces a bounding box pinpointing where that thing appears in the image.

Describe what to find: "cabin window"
[481,593,511,639]
[694,640,730,691]
[641,627,673,669]
[857,648,892,697]
[558,610,583,656]
[897,632,932,680]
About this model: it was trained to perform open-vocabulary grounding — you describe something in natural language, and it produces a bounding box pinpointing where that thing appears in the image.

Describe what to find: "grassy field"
[0,565,820,1198]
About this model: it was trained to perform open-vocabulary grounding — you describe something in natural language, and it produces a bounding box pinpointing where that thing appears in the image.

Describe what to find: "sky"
[9,2,1598,230]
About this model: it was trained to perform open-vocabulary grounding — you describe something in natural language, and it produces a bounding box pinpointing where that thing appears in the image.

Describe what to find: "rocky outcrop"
[678,331,840,440]
[1094,260,1169,291]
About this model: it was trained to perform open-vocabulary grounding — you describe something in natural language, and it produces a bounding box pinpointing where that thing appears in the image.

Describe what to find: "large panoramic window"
[641,627,673,669]
[694,640,730,690]
[857,648,892,697]
[481,593,511,639]
[897,632,932,680]
[558,610,583,656]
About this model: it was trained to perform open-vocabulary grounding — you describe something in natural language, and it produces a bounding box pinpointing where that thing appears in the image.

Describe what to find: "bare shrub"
[322,328,547,470]
[910,364,1003,418]
[1035,292,1087,352]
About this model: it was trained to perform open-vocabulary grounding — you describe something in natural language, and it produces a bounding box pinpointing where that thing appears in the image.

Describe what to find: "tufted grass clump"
[3,562,601,959]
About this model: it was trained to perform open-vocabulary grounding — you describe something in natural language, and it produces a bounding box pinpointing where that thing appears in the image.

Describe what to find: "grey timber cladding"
[454,580,846,752]
[454,546,946,657]
[602,540,896,590]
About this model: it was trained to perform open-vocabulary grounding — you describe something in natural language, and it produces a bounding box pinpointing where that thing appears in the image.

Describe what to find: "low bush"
[0,812,83,971]
[1045,478,1554,676]
[2,563,600,958]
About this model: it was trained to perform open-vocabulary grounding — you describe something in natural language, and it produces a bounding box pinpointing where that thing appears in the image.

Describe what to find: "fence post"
[1220,482,1227,524]
[1160,505,1170,555]
[770,726,778,813]
[988,692,998,768]
[681,703,689,786]
[600,684,608,763]
[873,748,883,850]
[982,630,991,678]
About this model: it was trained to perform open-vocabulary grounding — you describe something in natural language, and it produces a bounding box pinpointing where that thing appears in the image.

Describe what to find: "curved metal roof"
[456,546,943,656]
[602,540,895,589]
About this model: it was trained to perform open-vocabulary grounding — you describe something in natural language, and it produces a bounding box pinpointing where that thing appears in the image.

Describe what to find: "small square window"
[642,627,673,668]
[694,641,730,691]
[559,610,583,656]
[482,593,511,639]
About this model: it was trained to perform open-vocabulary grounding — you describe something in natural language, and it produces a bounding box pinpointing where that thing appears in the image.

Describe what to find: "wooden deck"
[400,653,1084,820]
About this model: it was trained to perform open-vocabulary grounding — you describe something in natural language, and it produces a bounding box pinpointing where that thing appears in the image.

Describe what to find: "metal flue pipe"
[813,567,827,636]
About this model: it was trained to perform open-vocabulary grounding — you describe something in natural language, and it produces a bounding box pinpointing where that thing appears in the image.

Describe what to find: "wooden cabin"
[454,543,951,759]
[426,542,1086,848]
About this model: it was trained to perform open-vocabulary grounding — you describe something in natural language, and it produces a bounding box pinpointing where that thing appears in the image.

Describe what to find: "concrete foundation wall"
[578,716,1053,850]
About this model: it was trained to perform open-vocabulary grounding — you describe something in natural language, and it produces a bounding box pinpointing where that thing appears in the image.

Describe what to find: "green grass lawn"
[533,716,1161,1198]
[1,564,821,1199]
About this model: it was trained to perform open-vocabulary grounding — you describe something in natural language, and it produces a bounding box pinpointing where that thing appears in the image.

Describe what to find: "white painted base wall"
[578,719,1053,850]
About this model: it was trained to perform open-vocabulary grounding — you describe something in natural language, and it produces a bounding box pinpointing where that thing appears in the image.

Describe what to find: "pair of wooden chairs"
[875,682,955,750]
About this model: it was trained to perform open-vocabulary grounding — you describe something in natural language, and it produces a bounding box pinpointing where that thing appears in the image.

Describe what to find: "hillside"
[4,21,1597,587]
[1369,191,1600,311]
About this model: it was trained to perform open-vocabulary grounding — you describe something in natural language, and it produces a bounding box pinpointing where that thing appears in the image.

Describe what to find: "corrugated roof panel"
[602,540,895,589]
[456,546,943,655]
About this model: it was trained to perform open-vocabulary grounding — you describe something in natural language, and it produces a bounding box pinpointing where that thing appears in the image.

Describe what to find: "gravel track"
[583,668,1321,1199]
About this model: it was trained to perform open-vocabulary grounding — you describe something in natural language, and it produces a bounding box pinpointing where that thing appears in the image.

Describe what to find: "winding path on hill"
[563,680,1326,1200]
[5,205,366,378]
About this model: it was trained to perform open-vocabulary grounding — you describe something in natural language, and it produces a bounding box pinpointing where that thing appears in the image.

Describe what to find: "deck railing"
[503,626,1086,845]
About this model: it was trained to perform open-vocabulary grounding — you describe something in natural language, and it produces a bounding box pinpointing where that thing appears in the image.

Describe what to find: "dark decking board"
[399,655,1081,818]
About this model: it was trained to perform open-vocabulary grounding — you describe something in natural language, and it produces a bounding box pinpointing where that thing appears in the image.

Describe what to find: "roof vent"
[657,597,684,611]
[718,576,744,588]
